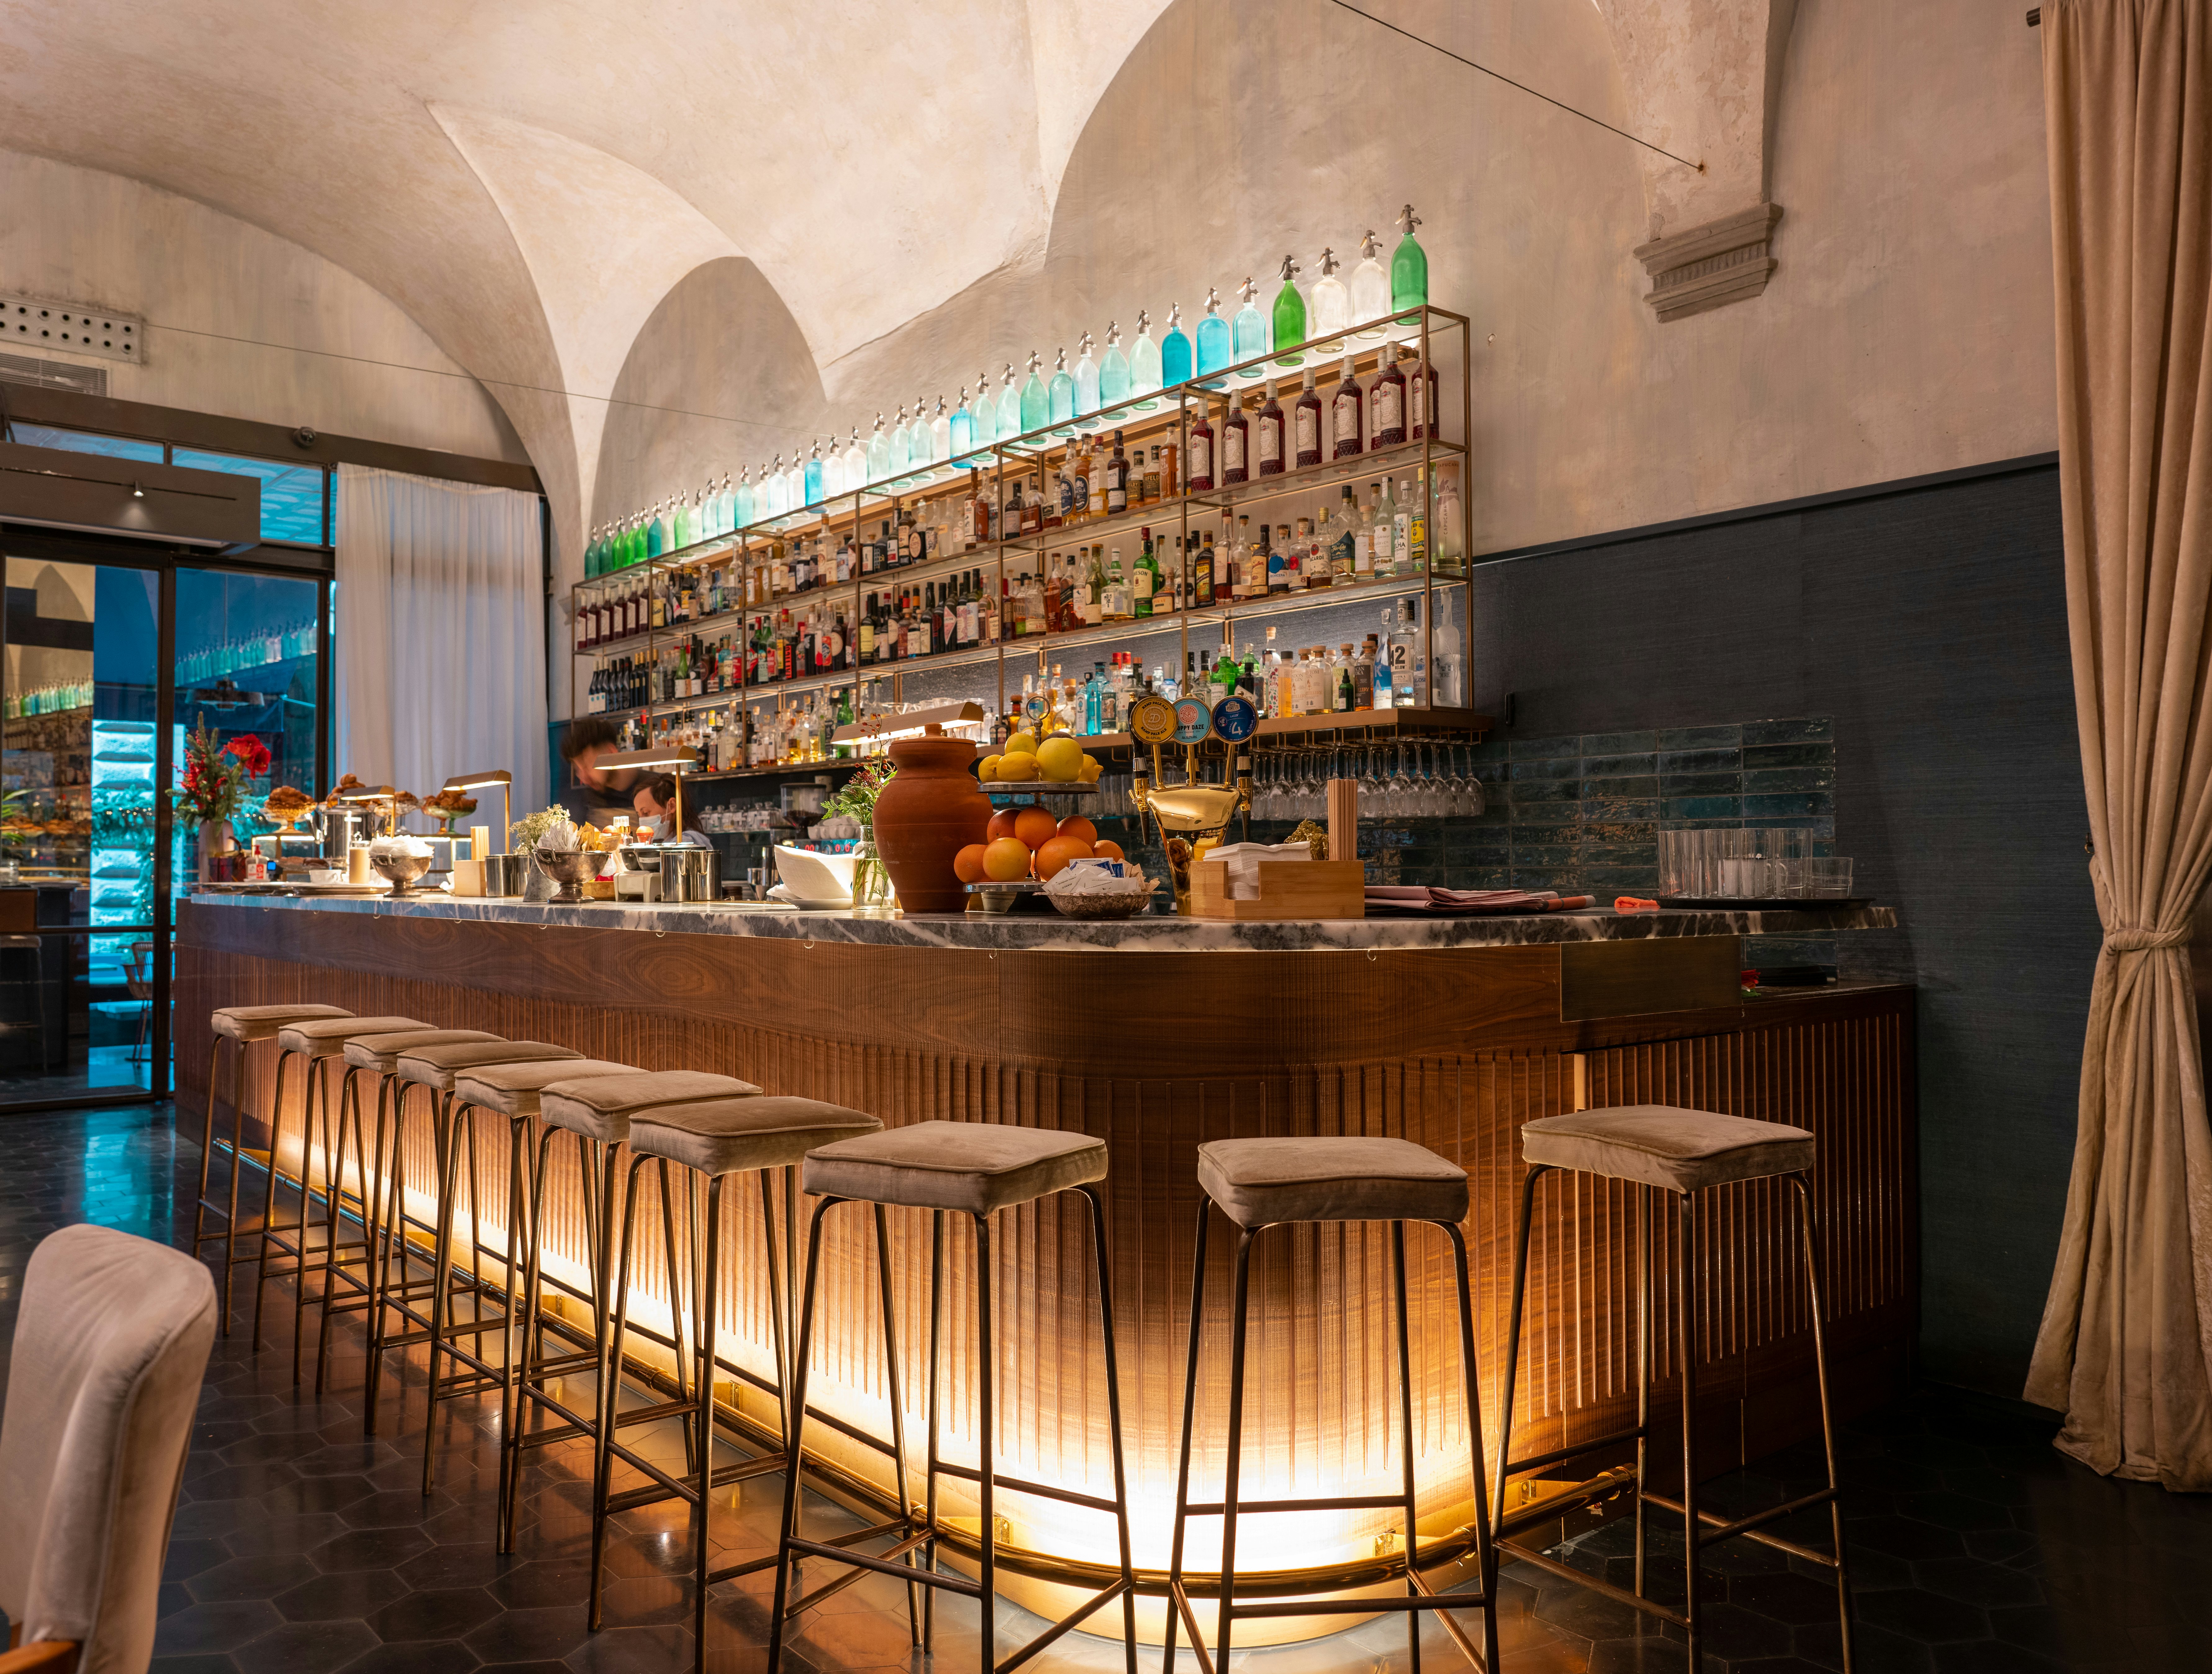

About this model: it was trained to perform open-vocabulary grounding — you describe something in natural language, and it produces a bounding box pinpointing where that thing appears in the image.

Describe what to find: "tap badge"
[1129,694,1178,744]
[1172,699,1213,744]
[1211,695,1258,742]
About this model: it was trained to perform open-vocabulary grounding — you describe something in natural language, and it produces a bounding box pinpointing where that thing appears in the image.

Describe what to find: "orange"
[1057,815,1098,846]
[1034,834,1095,879]
[987,808,1022,843]
[1093,839,1124,862]
[1012,806,1059,850]
[982,837,1033,882]
[953,843,988,884]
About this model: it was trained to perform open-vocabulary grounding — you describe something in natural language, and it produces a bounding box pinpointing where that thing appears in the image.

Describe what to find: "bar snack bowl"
[533,847,603,905]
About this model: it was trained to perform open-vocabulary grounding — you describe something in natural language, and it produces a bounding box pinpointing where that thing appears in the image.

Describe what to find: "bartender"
[557,718,641,828]
[632,775,709,846]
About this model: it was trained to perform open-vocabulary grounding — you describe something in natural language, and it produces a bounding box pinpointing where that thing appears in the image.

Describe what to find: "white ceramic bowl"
[308,869,342,885]
[772,844,857,904]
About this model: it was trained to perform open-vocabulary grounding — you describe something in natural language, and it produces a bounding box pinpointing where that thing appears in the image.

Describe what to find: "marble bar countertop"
[187,889,1897,953]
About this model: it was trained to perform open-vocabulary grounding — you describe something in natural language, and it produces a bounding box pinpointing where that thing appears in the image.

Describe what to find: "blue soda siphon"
[1099,321,1132,408]
[1231,276,1268,370]
[1021,351,1048,432]
[1195,287,1232,382]
[1048,347,1076,429]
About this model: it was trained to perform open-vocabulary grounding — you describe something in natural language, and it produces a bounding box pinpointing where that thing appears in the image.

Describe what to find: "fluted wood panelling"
[178,910,1914,1581]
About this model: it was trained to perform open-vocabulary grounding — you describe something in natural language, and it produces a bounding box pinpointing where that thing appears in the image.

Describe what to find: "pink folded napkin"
[1364,887,1597,915]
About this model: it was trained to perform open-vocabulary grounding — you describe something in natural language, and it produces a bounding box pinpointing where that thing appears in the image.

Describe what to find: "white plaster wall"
[0,149,525,463]
[591,0,2055,561]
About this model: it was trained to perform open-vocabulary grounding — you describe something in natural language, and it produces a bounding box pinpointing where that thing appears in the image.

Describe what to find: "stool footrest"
[767,1518,917,1616]
[1231,1592,1490,1619]
[784,1534,969,1601]
[1167,1582,1216,1674]
[1641,1487,1842,1564]
[1499,1424,1644,1480]
[1182,1491,1409,1518]
[929,1457,1121,1516]
[997,1577,1130,1673]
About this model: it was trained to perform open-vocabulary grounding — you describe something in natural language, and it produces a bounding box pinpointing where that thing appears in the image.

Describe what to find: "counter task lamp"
[600,745,699,842]
[441,770,513,855]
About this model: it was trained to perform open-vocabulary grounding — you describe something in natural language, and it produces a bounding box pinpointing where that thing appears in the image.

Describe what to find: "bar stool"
[192,1003,352,1332]
[384,1038,590,1484]
[506,1069,761,1575]
[258,1015,433,1382]
[1494,1107,1854,1672]
[768,1120,1139,1674]
[1163,1136,1501,1674]
[608,1093,883,1661]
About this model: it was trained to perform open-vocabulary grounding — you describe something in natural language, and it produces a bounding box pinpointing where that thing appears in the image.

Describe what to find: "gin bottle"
[1131,310,1163,403]
[804,441,824,507]
[1021,351,1048,435]
[1270,256,1306,367]
[997,362,1023,442]
[1162,303,1193,388]
[1310,247,1350,343]
[1074,332,1099,416]
[1195,289,1231,382]
[1231,277,1268,371]
[867,414,891,482]
[1099,322,1132,408]
[1049,348,1075,429]
[1351,231,1391,339]
[931,395,953,463]
[1391,204,1428,312]
[950,388,973,457]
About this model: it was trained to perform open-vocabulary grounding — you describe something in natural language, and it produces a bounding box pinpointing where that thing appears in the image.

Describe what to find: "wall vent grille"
[0,351,109,397]
[1,292,143,365]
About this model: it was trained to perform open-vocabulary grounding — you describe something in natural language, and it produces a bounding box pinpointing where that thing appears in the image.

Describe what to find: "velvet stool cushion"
[629,1097,882,1179]
[452,1059,637,1119]
[1519,1106,1816,1193]
[341,1029,502,1075]
[211,1002,351,1043]
[394,1040,583,1093]
[802,1120,1106,1217]
[538,1070,764,1147]
[1195,1136,1469,1228]
[0,1225,217,1674]
[274,1016,430,1058]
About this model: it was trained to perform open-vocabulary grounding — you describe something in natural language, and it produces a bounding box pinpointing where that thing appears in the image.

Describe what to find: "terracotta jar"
[870,733,991,913]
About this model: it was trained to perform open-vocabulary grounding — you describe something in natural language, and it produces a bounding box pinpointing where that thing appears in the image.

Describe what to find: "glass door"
[0,553,163,1105]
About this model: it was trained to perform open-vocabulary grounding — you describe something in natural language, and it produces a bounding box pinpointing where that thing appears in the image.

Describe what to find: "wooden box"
[1187,858,1367,920]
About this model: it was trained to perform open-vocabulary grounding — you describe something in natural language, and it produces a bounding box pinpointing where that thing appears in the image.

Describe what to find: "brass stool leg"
[592,1148,650,1632]
[1439,1219,1502,1674]
[690,1173,724,1663]
[365,1074,414,1434]
[248,1047,299,1350]
[290,1055,338,1383]
[920,1208,945,1654]
[315,1063,374,1398]
[1635,1181,1653,1599]
[874,1203,920,1647]
[497,1120,557,1552]
[1489,1163,1549,1543]
[1390,1221,1421,1674]
[972,1209,997,1674]
[766,1196,839,1673]
[1791,1173,1856,1673]
[1077,1183,1140,1674]
[222,1036,250,1329]
[1162,1192,1212,1673]
[192,1034,235,1332]
[424,1094,477,1497]
[1212,1224,1256,1671]
[1678,1187,1701,1665]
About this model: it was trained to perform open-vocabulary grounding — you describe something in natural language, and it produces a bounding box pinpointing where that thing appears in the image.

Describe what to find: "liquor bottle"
[1389,599,1425,705]
[1141,446,1161,505]
[1310,247,1351,342]
[1195,288,1232,381]
[1331,359,1365,460]
[1187,402,1215,492]
[1083,545,1107,625]
[1271,255,1306,366]
[1138,527,1163,616]
[1193,532,1216,606]
[1049,348,1075,429]
[1074,331,1100,416]
[928,396,950,464]
[1100,322,1132,408]
[1391,204,1428,313]
[1019,351,1048,435]
[1222,394,1250,485]
[1294,368,1324,468]
[1408,345,1439,440]
[1371,346,1408,447]
[1352,230,1391,338]
[1435,466,1463,567]
[1131,310,1163,403]
[972,372,998,449]
[1102,550,1131,620]
[804,441,824,506]
[1162,302,1193,387]
[1231,277,1267,369]
[1406,469,1428,571]
[1331,486,1359,580]
[1368,481,1394,572]
[1106,431,1130,514]
[1255,380,1285,477]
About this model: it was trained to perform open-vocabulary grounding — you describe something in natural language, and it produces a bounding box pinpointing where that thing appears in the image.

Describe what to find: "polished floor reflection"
[0,1106,2204,1674]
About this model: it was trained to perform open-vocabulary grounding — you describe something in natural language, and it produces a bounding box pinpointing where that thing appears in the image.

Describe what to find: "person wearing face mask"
[631,774,709,846]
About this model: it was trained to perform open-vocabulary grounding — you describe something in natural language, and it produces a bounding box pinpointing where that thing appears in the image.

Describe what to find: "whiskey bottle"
[1106,431,1130,514]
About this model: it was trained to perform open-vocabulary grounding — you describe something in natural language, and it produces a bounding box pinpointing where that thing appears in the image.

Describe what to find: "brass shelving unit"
[567,304,1478,774]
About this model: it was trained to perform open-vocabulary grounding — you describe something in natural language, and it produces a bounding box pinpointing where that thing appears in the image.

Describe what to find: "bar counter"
[177,893,1914,1640]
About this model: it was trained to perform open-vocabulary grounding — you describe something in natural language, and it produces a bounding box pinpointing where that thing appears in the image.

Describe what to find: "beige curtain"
[2024,1,2212,1489]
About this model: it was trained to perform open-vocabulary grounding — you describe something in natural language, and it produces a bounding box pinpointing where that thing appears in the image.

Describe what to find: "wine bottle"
[1187,403,1216,492]
[1294,368,1323,468]
[1371,346,1408,447]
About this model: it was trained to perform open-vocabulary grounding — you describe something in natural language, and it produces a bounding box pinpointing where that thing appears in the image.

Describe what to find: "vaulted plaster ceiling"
[0,0,1176,543]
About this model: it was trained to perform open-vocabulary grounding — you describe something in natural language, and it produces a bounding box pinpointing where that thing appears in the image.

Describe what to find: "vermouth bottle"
[1255,380,1285,477]
[1221,394,1250,485]
[1161,303,1193,387]
[1195,288,1232,381]
[1294,368,1323,468]
[1370,347,1408,447]
[1187,402,1216,492]
[1231,277,1267,369]
[1271,255,1306,366]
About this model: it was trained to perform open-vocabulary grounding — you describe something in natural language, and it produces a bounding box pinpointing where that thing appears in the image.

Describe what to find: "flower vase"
[198,818,237,883]
[850,839,896,914]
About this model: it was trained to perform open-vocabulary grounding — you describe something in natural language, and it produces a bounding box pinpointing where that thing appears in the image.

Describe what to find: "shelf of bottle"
[574,306,1469,596]
[682,760,868,785]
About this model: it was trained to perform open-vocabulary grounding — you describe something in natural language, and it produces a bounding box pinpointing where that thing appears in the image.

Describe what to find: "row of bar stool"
[195,1000,1853,1674]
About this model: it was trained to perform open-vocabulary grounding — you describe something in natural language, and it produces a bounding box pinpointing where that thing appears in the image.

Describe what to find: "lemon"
[996,750,1039,782]
[1005,731,1039,758]
[976,753,1002,783]
[1036,736,1084,782]
[1078,754,1104,784]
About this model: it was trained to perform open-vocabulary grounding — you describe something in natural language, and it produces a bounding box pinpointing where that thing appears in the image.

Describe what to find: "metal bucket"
[659,846,719,903]
[480,854,530,898]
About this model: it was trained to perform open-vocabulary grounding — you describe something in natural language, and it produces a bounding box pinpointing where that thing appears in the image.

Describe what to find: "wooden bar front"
[176,901,1915,1637]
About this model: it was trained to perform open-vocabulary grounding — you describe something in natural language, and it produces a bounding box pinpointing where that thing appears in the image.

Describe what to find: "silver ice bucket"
[658,845,719,903]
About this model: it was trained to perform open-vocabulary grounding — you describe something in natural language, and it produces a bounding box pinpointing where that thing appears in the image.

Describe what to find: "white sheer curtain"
[335,465,546,826]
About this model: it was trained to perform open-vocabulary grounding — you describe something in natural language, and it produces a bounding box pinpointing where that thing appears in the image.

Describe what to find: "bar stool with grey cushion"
[0,1224,218,1674]
[1494,1107,1854,1672]
[384,1037,591,1489]
[257,1014,432,1385]
[507,1070,760,1571]
[1162,1136,1501,1674]
[605,1093,882,1659]
[192,1002,352,1332]
[767,1120,1139,1674]
[332,1025,503,1430]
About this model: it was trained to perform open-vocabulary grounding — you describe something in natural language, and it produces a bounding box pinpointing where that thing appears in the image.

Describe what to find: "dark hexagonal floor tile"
[220,1512,351,1559]
[311,1525,435,1573]
[1893,1492,2015,1533]
[271,1567,412,1622]
[369,1585,505,1643]
[1793,1615,1937,1672]
[1847,1516,1968,1563]
[1929,1640,2069,1674]
[230,1618,380,1674]
[153,1599,285,1657]
[165,1539,234,1583]
[187,1552,322,1602]
[1855,1587,1990,1645]
[488,1556,599,1612]
[463,1606,593,1664]
[147,1656,238,1674]
[1726,1568,1849,1626]
[339,1487,458,1529]
[334,1642,483,1674]
[1912,1555,2043,1610]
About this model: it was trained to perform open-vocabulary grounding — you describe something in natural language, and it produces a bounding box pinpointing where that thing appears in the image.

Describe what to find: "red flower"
[225,735,273,777]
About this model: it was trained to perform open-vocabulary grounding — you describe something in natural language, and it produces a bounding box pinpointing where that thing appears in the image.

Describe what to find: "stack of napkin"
[1364,886,1596,916]
[1202,842,1313,900]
